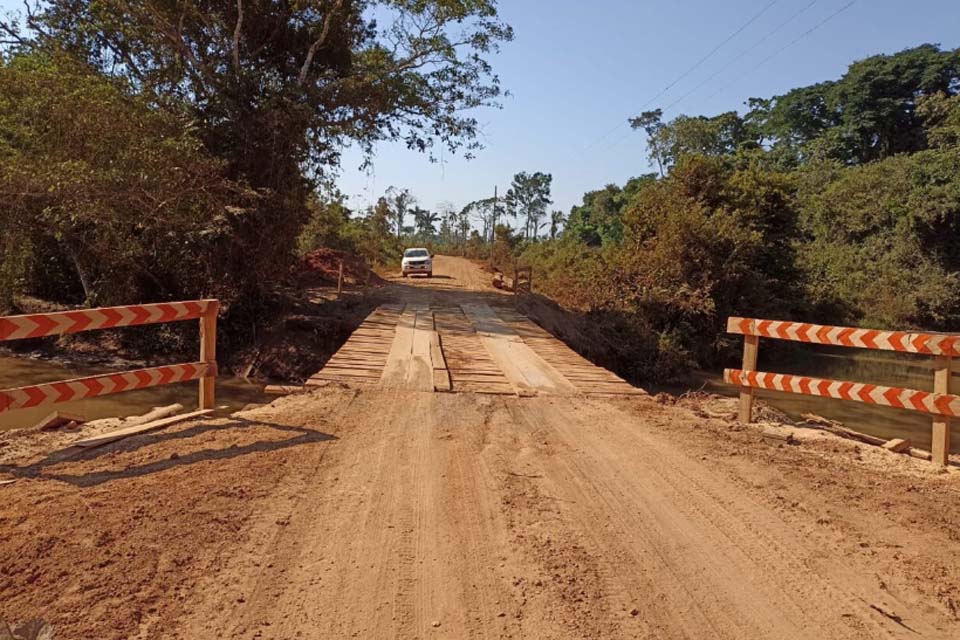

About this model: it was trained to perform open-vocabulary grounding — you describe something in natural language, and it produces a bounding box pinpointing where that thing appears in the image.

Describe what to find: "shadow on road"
[0,418,337,487]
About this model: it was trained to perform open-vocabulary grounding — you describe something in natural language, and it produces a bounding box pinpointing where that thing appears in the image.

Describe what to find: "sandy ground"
[2,256,960,639]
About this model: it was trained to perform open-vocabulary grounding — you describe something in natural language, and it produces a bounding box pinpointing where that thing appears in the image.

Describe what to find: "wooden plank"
[32,411,86,431]
[932,356,952,465]
[74,409,214,448]
[461,303,576,395]
[883,438,911,453]
[727,316,960,357]
[264,385,303,395]
[199,303,218,410]
[738,335,759,423]
[727,368,960,419]
[0,299,218,342]
[380,305,417,387]
[0,363,213,414]
[406,311,435,391]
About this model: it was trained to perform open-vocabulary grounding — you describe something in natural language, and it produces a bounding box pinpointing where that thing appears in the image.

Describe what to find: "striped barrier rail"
[1,300,219,415]
[726,317,958,465]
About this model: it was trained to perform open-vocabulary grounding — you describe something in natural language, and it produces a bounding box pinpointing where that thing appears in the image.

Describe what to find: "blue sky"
[3,0,958,216]
[336,0,960,215]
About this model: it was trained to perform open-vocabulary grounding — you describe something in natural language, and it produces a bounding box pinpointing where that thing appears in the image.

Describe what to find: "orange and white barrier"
[724,369,960,418]
[0,363,214,413]
[727,317,960,357]
[727,316,959,465]
[1,300,219,414]
[0,300,214,342]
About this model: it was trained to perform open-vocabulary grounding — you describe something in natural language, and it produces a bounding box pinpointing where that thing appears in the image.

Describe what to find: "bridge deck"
[306,303,644,397]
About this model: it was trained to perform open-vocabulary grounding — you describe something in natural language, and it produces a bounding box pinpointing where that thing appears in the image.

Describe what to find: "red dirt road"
[2,257,960,639]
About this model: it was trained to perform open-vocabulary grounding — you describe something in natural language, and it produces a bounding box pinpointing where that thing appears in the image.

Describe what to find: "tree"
[755,44,960,164]
[1,0,513,303]
[629,109,668,177]
[461,197,496,240]
[0,51,249,307]
[504,171,552,239]
[632,110,752,174]
[359,197,395,266]
[412,207,440,240]
[386,186,415,239]
[548,210,566,240]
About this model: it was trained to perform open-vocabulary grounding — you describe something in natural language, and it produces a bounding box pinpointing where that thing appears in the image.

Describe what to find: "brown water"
[703,345,959,453]
[0,355,268,431]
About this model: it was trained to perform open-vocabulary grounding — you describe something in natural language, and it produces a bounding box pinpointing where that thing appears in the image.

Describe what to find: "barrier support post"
[932,355,952,465]
[337,260,344,295]
[199,301,219,410]
[738,334,759,423]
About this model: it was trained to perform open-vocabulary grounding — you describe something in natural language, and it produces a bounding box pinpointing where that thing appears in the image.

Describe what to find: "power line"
[703,0,858,102]
[576,0,779,155]
[603,0,857,156]
[660,0,820,116]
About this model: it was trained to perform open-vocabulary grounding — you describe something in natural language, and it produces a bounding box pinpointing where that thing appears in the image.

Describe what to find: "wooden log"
[883,438,911,453]
[264,385,303,396]
[761,426,797,445]
[74,409,213,448]
[800,413,888,447]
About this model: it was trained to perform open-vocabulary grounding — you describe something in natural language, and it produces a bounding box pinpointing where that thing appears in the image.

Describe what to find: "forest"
[1,3,958,382]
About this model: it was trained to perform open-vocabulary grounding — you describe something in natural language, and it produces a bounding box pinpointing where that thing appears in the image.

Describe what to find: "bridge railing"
[725,317,959,465]
[514,266,532,296]
[0,300,219,416]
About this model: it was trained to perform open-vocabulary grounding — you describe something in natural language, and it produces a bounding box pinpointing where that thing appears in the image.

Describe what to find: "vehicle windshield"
[404,249,429,258]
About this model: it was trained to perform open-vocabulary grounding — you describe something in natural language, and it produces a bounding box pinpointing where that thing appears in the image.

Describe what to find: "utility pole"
[492,185,498,243]
[489,185,498,268]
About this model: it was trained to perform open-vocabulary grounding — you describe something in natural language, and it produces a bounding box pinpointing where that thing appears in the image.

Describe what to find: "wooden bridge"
[307,302,643,397]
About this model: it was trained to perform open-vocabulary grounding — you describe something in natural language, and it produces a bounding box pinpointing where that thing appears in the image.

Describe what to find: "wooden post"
[513,267,518,296]
[199,300,219,410]
[337,259,344,295]
[932,355,952,466]
[738,334,759,423]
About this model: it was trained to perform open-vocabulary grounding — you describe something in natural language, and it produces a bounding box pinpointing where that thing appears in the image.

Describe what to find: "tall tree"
[386,186,415,239]
[412,207,439,240]
[629,110,668,177]
[504,171,552,239]
[548,209,566,240]
[1,0,513,303]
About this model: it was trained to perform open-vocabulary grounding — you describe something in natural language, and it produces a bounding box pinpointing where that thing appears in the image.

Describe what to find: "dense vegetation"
[520,44,960,380]
[0,0,512,317]
[1,11,958,386]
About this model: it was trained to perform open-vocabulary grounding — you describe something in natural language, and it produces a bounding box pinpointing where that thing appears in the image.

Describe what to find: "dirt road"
[3,257,960,639]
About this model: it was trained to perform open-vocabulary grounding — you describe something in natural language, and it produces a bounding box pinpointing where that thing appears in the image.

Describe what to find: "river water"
[0,355,268,431]
[2,347,956,453]
[700,344,959,453]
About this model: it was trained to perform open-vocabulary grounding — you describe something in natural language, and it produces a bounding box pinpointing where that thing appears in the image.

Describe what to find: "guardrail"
[514,266,532,296]
[0,300,219,415]
[725,317,958,465]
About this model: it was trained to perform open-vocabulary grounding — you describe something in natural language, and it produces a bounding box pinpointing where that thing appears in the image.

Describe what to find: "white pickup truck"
[401,248,433,278]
